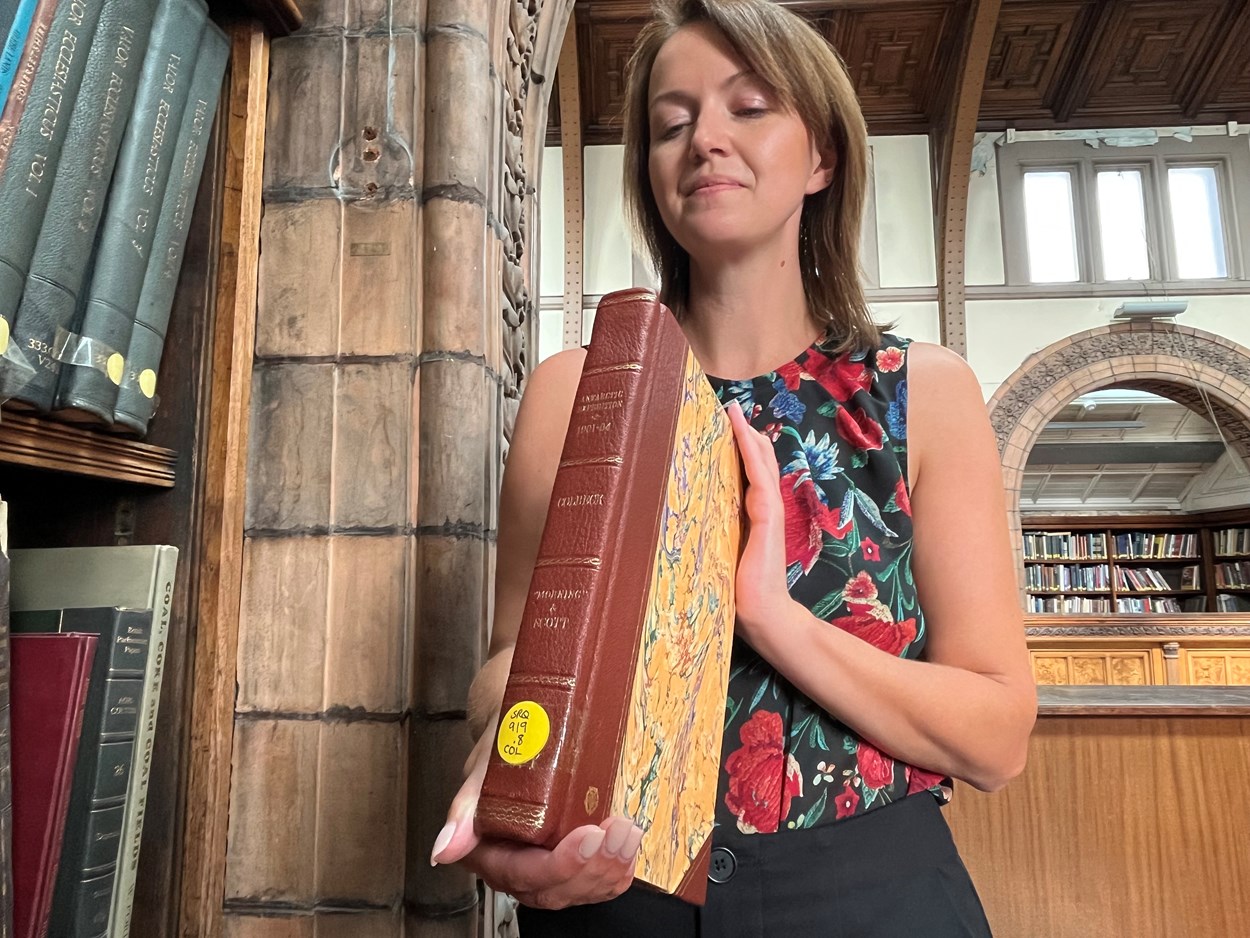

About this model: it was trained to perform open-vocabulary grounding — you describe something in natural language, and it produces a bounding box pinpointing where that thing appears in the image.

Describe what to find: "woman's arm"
[728,342,1036,792]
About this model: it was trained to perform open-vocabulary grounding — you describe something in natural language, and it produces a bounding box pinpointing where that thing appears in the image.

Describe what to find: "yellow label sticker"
[496,701,550,765]
[106,353,125,385]
[139,369,157,399]
[0,317,8,354]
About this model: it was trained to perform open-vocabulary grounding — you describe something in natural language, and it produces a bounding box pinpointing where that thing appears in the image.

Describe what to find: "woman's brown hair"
[622,0,879,353]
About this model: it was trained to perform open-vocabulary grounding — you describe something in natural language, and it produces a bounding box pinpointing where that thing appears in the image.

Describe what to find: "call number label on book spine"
[497,701,550,765]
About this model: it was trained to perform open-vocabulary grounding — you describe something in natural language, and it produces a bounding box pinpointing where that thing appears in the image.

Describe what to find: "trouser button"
[708,846,737,884]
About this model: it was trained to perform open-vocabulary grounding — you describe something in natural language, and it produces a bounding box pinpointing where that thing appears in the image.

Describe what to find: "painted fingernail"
[578,828,606,860]
[624,824,645,859]
[430,821,455,866]
[603,820,630,857]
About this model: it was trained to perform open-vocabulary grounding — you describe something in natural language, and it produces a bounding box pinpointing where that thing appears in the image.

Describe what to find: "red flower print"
[876,347,904,373]
[860,538,881,562]
[803,351,873,403]
[893,476,912,517]
[834,780,860,819]
[906,765,946,795]
[723,710,802,834]
[829,612,918,656]
[763,422,783,442]
[856,740,896,791]
[843,571,878,603]
[835,406,884,451]
[775,360,803,391]
[780,472,851,574]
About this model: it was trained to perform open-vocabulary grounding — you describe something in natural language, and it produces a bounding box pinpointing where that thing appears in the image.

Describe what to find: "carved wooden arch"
[986,321,1250,591]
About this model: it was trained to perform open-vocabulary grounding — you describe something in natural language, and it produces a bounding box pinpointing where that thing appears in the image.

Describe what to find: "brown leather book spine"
[0,0,59,180]
[477,289,689,846]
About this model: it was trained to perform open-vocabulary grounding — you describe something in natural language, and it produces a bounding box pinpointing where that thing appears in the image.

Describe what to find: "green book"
[0,0,104,365]
[52,0,206,422]
[11,607,151,938]
[9,545,178,938]
[2,0,159,410]
[114,21,227,434]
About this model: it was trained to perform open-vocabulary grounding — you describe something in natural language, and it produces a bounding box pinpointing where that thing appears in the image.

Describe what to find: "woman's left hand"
[725,401,798,638]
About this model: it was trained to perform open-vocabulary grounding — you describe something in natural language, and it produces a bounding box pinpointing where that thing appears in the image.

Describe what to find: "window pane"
[1096,170,1150,280]
[1023,171,1080,282]
[1168,166,1228,279]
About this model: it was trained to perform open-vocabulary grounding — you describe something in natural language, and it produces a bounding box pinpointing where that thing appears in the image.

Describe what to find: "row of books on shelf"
[1214,527,1250,557]
[1112,532,1198,560]
[0,0,228,437]
[1214,562,1250,590]
[1024,528,1250,563]
[1026,595,1215,614]
[1024,564,1203,593]
[1022,531,1108,561]
[0,501,177,938]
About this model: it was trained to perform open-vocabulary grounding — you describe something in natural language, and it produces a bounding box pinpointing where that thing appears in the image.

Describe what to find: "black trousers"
[518,793,992,937]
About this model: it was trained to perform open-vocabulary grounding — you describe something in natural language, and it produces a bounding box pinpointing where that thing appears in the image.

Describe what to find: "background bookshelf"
[1023,515,1250,615]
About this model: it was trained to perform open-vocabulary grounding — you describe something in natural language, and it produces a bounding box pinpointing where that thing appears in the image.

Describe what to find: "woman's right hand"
[430,722,645,910]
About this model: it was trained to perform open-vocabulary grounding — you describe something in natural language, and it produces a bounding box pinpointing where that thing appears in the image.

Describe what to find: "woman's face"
[646,22,833,265]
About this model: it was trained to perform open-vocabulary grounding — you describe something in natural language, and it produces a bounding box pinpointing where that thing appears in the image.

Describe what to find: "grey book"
[2,0,160,409]
[0,0,104,355]
[114,20,228,434]
[51,0,207,422]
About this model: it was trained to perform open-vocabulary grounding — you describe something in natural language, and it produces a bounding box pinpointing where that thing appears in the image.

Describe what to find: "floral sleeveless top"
[706,332,950,835]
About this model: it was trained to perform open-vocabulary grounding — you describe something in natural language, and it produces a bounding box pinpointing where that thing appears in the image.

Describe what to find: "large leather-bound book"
[114,21,229,434]
[52,0,208,422]
[2,0,160,409]
[0,0,104,355]
[12,608,152,938]
[9,633,96,938]
[476,289,742,905]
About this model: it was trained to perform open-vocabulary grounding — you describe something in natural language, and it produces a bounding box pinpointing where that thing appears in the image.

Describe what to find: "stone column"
[226,1,419,935]
[229,0,572,935]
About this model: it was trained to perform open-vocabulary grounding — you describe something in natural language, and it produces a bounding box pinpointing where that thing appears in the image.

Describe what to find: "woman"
[432,1,1036,934]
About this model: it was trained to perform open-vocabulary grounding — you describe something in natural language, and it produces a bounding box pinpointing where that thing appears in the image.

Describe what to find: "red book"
[476,290,742,904]
[10,634,96,938]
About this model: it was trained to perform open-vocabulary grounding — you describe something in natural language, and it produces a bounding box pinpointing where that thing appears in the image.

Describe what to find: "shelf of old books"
[1023,517,1250,616]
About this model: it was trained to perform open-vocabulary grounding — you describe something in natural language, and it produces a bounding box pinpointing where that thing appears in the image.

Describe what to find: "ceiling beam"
[933,0,1001,356]
[1027,442,1228,466]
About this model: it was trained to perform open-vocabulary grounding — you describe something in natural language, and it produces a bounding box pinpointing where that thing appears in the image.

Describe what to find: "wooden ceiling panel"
[578,6,651,145]
[1069,0,1230,123]
[826,3,958,132]
[978,1,1095,124]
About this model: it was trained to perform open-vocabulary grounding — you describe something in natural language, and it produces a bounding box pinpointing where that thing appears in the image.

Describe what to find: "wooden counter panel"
[946,716,1250,938]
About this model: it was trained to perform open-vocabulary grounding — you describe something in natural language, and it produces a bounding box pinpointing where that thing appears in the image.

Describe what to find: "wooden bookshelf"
[1023,514,1250,616]
[0,410,177,487]
[0,5,295,937]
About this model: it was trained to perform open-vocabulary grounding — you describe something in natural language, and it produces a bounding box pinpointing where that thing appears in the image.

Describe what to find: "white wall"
[538,131,1250,406]
[869,135,937,288]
